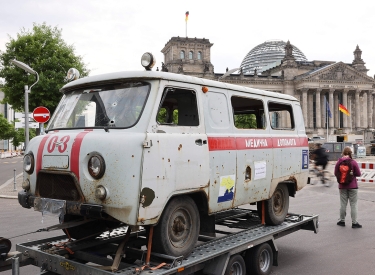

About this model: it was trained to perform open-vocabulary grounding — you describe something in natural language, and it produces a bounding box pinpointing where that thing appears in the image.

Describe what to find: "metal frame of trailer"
[1,209,318,275]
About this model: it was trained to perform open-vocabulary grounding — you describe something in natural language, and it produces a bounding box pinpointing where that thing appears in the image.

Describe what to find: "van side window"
[231,96,265,129]
[157,88,199,126]
[268,102,294,130]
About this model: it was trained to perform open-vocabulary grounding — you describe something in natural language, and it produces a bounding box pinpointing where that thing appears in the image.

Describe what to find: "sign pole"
[24,85,29,150]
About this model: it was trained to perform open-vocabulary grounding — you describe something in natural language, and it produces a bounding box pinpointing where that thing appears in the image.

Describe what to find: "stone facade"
[161,38,375,136]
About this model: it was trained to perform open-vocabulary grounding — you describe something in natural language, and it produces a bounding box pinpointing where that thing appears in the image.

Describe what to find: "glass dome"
[240,40,307,74]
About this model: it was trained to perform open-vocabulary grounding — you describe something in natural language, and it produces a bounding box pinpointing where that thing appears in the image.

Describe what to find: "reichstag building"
[160,37,375,135]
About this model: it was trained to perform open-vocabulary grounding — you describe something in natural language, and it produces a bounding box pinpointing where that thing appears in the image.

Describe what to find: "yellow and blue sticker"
[302,149,308,169]
[218,175,235,203]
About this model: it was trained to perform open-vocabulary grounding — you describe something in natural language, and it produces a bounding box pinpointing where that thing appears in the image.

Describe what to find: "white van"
[19,53,309,257]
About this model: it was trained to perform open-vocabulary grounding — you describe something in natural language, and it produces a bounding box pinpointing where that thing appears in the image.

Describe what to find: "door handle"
[195,139,207,146]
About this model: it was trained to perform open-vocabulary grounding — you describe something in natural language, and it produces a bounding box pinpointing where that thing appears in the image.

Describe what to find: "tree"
[0,113,14,140]
[0,23,89,114]
[12,128,36,149]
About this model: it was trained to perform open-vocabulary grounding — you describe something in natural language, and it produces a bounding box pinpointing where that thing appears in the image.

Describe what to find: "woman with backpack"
[334,146,362,228]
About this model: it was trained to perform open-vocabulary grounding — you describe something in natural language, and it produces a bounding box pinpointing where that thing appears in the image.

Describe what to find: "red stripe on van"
[70,131,91,181]
[208,136,308,151]
[36,135,52,175]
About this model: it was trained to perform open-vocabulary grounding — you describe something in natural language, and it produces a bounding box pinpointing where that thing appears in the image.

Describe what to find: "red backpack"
[336,159,354,185]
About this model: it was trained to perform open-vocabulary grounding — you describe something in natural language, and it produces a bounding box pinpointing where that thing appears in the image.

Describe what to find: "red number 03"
[47,135,70,153]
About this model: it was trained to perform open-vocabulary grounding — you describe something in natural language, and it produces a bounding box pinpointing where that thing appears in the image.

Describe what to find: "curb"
[0,173,23,199]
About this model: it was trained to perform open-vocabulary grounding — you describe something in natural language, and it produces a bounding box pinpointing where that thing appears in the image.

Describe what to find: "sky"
[1,0,375,78]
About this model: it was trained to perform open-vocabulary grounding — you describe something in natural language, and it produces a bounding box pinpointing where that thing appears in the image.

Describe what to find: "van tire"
[244,243,273,275]
[264,183,289,225]
[152,196,200,257]
[225,254,246,275]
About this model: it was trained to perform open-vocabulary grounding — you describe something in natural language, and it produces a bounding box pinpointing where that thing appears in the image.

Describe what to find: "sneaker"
[352,223,362,229]
[337,221,345,226]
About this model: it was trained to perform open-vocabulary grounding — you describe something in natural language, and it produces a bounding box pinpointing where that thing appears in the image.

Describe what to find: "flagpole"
[326,96,329,140]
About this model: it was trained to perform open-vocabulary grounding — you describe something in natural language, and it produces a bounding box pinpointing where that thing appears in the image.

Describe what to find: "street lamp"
[10,59,39,150]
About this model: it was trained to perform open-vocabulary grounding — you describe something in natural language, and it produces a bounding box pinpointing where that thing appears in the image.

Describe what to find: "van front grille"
[36,171,84,201]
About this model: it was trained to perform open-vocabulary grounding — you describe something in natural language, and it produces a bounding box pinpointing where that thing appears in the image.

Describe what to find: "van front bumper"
[18,191,103,218]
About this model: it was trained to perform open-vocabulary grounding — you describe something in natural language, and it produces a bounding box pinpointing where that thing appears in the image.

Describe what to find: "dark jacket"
[334,157,361,189]
[313,147,328,164]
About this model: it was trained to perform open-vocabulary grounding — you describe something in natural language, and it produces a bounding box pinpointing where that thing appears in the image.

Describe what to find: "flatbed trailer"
[0,209,318,275]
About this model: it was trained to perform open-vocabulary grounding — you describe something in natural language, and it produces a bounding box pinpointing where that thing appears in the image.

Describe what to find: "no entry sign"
[33,106,50,123]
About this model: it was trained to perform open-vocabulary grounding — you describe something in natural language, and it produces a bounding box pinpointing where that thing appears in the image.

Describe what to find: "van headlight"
[23,153,35,174]
[88,155,105,179]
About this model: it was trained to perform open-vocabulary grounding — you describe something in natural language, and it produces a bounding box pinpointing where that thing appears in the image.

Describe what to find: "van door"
[230,94,273,206]
[203,89,237,213]
[139,85,209,224]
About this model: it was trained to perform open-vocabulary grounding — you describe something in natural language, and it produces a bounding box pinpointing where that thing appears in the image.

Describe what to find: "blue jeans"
[339,189,358,224]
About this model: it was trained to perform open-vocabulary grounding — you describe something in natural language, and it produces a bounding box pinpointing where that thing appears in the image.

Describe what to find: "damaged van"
[19,53,309,257]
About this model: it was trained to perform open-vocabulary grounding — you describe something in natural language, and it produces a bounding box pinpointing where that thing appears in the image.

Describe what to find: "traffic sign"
[15,112,33,120]
[15,122,39,129]
[33,106,50,123]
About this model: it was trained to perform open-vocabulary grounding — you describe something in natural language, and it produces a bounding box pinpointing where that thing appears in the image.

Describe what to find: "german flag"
[185,11,189,22]
[339,104,350,116]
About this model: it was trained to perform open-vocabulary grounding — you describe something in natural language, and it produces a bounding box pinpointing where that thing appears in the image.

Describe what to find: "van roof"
[61,70,298,101]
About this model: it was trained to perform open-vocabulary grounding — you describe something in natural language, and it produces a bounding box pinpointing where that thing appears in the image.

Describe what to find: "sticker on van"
[218,175,235,203]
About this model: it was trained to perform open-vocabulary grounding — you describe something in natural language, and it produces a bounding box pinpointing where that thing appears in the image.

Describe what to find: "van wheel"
[152,196,199,257]
[224,254,246,275]
[264,183,289,225]
[244,243,273,275]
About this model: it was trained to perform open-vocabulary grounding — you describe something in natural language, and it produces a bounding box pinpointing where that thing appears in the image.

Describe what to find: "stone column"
[373,91,375,129]
[363,92,368,128]
[315,89,321,128]
[301,88,308,128]
[343,89,349,129]
[367,90,373,128]
[355,89,360,129]
[329,89,334,129]
[308,93,314,128]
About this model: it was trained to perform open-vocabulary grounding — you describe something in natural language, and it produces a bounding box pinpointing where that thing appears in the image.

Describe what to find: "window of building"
[189,51,193,59]
[231,96,265,129]
[180,50,185,59]
[268,102,294,129]
[197,51,202,60]
[157,88,199,126]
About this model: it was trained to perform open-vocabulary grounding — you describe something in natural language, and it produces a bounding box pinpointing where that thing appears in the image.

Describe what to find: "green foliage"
[0,113,15,140]
[0,23,89,114]
[234,114,257,129]
[11,127,36,148]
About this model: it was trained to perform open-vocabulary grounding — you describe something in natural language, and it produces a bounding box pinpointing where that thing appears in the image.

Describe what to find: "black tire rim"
[229,261,244,275]
[168,207,192,248]
[273,187,285,215]
[259,248,271,272]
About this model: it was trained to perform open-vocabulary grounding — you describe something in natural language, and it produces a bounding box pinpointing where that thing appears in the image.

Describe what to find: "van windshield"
[47,82,150,130]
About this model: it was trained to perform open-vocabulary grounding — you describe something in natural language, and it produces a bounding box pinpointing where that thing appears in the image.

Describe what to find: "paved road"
[0,156,23,186]
[0,159,374,274]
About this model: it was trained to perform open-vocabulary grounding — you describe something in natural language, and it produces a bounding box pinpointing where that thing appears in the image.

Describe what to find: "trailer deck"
[1,209,318,275]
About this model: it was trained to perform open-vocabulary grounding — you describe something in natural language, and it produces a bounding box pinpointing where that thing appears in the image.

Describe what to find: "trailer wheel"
[264,183,289,225]
[224,254,246,275]
[245,243,273,275]
[152,196,199,257]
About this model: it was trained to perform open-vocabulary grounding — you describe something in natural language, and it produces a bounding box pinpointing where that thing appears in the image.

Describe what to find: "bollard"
[13,169,17,192]
[12,256,19,275]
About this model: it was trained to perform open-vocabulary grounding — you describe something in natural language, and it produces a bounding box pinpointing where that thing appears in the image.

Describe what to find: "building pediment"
[301,62,374,83]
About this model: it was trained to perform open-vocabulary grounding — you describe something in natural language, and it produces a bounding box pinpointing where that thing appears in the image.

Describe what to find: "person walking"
[334,146,362,228]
